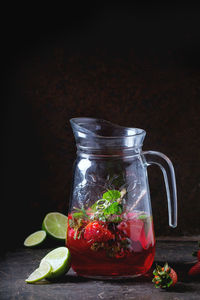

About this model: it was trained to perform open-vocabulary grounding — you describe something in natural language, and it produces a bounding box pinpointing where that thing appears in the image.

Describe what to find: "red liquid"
[66,213,155,278]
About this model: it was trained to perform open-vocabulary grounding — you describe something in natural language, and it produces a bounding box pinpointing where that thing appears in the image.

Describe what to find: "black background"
[2,3,200,252]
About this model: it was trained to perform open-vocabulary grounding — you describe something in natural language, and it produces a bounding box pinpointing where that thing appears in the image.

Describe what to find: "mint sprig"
[102,190,121,201]
[104,202,123,216]
[72,207,89,219]
[70,190,125,239]
[91,189,123,222]
[69,207,89,239]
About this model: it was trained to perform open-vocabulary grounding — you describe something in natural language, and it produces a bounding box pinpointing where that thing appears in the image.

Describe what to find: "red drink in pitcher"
[66,190,155,278]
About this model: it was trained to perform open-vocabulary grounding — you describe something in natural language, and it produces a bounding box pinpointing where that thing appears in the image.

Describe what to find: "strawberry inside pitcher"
[66,189,155,278]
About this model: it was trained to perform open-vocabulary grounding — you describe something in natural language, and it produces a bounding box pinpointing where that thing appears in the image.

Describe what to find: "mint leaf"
[104,202,123,216]
[72,207,88,220]
[89,189,123,222]
[138,214,148,220]
[73,212,84,218]
[102,190,121,201]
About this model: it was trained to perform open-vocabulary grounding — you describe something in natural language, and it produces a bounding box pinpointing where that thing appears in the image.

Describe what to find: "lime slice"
[40,247,71,279]
[24,230,46,247]
[42,212,68,240]
[25,261,52,283]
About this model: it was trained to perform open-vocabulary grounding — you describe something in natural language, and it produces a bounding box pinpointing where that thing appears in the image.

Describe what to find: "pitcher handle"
[143,151,177,228]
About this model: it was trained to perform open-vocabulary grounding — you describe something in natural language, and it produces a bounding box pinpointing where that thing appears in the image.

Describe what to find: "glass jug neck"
[76,145,142,158]
[70,117,146,157]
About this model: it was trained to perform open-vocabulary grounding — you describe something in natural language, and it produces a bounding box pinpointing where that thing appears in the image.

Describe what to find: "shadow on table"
[43,272,153,284]
[165,282,200,293]
[34,261,200,288]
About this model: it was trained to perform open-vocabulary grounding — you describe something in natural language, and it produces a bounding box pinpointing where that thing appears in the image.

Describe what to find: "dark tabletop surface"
[0,241,200,300]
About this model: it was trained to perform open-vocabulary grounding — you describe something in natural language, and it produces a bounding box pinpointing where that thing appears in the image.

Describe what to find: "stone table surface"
[0,241,200,300]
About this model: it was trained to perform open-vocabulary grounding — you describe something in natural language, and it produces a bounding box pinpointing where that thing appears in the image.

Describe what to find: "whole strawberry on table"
[188,241,200,277]
[152,263,178,289]
[66,189,155,277]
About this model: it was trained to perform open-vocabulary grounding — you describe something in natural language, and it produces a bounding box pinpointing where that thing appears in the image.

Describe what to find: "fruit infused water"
[66,189,155,278]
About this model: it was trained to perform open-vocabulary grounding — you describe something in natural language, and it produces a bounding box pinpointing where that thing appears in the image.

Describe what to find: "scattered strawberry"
[84,221,114,243]
[198,250,200,261]
[188,261,200,276]
[189,241,200,277]
[152,263,177,289]
[192,241,200,259]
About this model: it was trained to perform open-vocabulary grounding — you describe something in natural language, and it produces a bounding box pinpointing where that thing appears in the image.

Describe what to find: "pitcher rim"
[70,117,146,139]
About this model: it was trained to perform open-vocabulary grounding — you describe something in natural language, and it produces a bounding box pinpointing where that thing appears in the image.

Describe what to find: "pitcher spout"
[70,117,146,153]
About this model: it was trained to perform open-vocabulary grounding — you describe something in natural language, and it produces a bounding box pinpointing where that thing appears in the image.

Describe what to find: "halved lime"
[40,247,71,279]
[24,230,46,247]
[25,261,52,283]
[42,212,68,240]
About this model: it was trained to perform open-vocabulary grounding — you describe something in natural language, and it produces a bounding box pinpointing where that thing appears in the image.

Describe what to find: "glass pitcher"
[66,117,177,279]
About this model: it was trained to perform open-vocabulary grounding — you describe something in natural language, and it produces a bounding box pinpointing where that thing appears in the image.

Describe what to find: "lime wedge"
[24,230,46,247]
[42,212,68,240]
[25,261,52,283]
[40,247,71,279]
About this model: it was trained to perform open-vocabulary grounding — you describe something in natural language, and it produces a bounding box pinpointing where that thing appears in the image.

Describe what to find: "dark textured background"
[2,3,200,251]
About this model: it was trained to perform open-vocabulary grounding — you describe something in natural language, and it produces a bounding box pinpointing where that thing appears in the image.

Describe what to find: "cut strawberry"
[188,261,200,276]
[117,219,144,241]
[117,218,151,250]
[84,221,114,243]
[67,227,90,251]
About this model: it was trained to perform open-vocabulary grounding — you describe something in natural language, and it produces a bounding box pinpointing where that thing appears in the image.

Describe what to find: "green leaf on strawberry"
[152,263,177,288]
